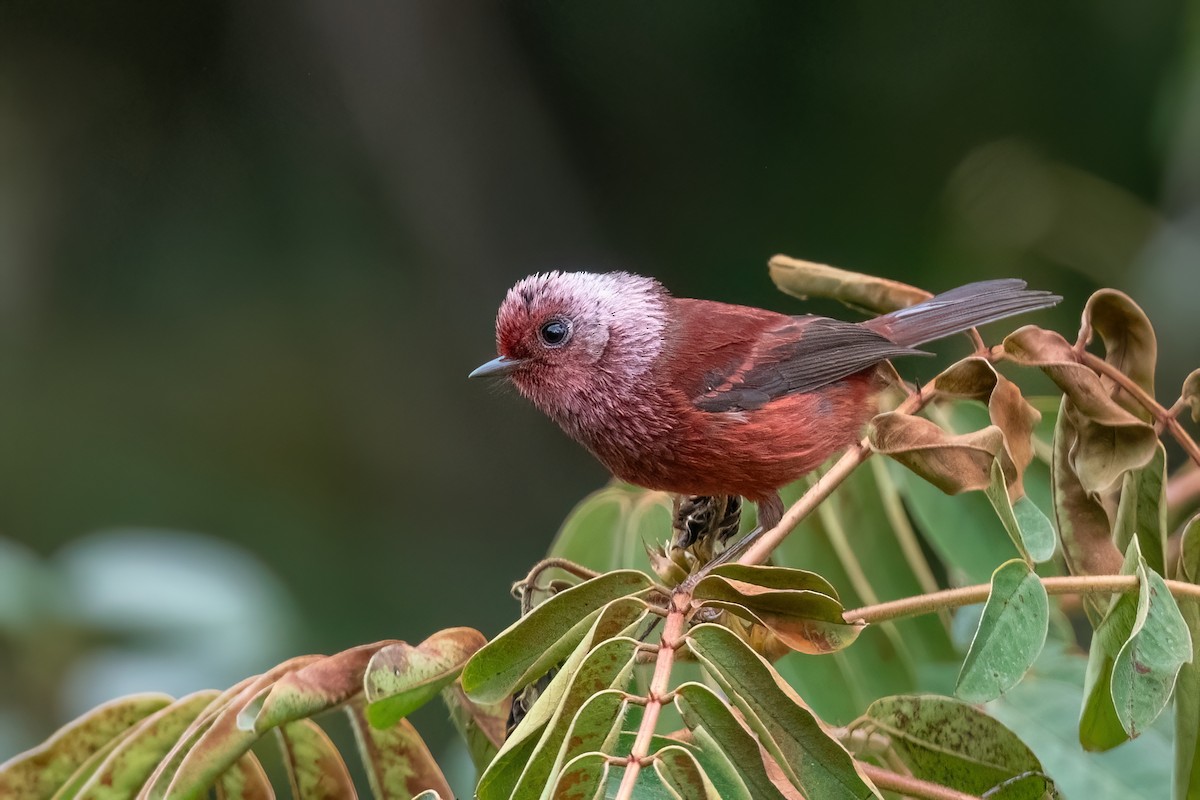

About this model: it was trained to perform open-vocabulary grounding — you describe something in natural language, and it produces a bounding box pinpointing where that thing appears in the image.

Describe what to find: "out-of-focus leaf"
[887,460,1020,584]
[503,638,638,799]
[674,683,788,800]
[1080,543,1143,751]
[1113,442,1168,577]
[0,693,172,800]
[1175,514,1200,800]
[956,560,1049,703]
[461,571,654,705]
[1080,289,1157,420]
[550,752,608,800]
[863,695,1054,799]
[989,647,1173,799]
[653,746,726,800]
[364,628,486,729]
[75,691,218,800]
[1110,559,1192,738]
[1182,369,1200,424]
[344,700,452,800]
[275,719,356,799]
[1004,326,1157,493]
[694,575,863,655]
[768,254,931,313]
[215,752,273,800]
[476,599,647,800]
[239,642,397,733]
[440,683,507,775]
[547,483,670,576]
[869,412,1005,494]
[43,725,139,800]
[1052,397,1122,624]
[686,623,878,799]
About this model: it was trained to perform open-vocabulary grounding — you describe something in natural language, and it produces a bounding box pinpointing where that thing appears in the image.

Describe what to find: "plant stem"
[859,763,982,800]
[613,591,688,800]
[844,574,1200,625]
[1076,349,1200,467]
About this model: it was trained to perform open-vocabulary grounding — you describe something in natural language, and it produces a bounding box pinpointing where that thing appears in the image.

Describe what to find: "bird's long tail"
[863,279,1061,347]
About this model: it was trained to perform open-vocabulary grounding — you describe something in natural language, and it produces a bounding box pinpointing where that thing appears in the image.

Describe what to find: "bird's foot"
[671,495,742,552]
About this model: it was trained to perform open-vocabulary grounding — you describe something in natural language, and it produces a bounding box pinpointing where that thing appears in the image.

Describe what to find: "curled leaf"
[768,255,930,313]
[869,412,1005,494]
[364,627,487,729]
[1003,326,1156,493]
[1080,289,1157,419]
[1182,369,1200,424]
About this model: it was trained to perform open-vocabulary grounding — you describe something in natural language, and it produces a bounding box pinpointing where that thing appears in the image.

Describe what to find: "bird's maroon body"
[472,271,1059,535]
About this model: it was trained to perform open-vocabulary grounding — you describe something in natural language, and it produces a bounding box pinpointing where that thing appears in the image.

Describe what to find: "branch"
[844,574,1200,625]
[613,591,688,799]
[1075,349,1200,467]
[736,378,938,566]
[859,763,982,800]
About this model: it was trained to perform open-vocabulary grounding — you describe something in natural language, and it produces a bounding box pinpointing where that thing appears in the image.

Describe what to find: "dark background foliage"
[1,0,1197,758]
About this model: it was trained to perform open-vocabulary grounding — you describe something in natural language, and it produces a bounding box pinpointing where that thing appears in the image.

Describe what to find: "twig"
[613,591,688,799]
[859,762,982,800]
[844,574,1200,625]
[1075,350,1200,467]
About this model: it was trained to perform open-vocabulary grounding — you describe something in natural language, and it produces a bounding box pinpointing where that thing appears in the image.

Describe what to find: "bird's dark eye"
[539,319,571,347]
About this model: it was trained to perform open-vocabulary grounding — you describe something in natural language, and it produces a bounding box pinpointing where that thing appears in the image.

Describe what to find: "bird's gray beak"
[469,355,524,379]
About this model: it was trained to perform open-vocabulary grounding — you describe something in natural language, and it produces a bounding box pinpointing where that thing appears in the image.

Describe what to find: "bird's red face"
[471,271,670,422]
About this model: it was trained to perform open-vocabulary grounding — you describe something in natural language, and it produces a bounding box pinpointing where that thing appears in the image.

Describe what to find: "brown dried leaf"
[1004,326,1157,493]
[935,357,1040,498]
[1080,289,1157,419]
[1052,398,1122,625]
[869,412,1006,494]
[1182,369,1200,424]
[768,255,931,313]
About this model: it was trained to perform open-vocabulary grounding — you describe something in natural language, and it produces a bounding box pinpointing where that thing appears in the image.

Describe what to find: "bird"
[470,271,1060,562]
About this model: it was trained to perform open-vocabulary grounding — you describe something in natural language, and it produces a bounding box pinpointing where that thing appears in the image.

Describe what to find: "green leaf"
[693,574,863,655]
[549,752,608,800]
[440,683,507,776]
[984,459,1056,563]
[344,700,453,800]
[364,627,487,728]
[1080,542,1144,751]
[1175,514,1200,800]
[1113,442,1168,577]
[475,599,646,800]
[554,690,627,777]
[1110,560,1192,738]
[653,746,725,800]
[275,719,356,799]
[674,683,787,800]
[239,642,394,733]
[75,691,219,800]
[504,637,638,799]
[989,647,1172,799]
[547,484,670,576]
[686,623,878,799]
[0,693,172,800]
[215,752,272,800]
[956,559,1049,703]
[708,563,840,598]
[462,570,654,705]
[864,695,1054,799]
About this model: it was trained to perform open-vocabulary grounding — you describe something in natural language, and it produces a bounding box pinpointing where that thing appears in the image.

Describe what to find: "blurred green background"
[2,0,1198,761]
